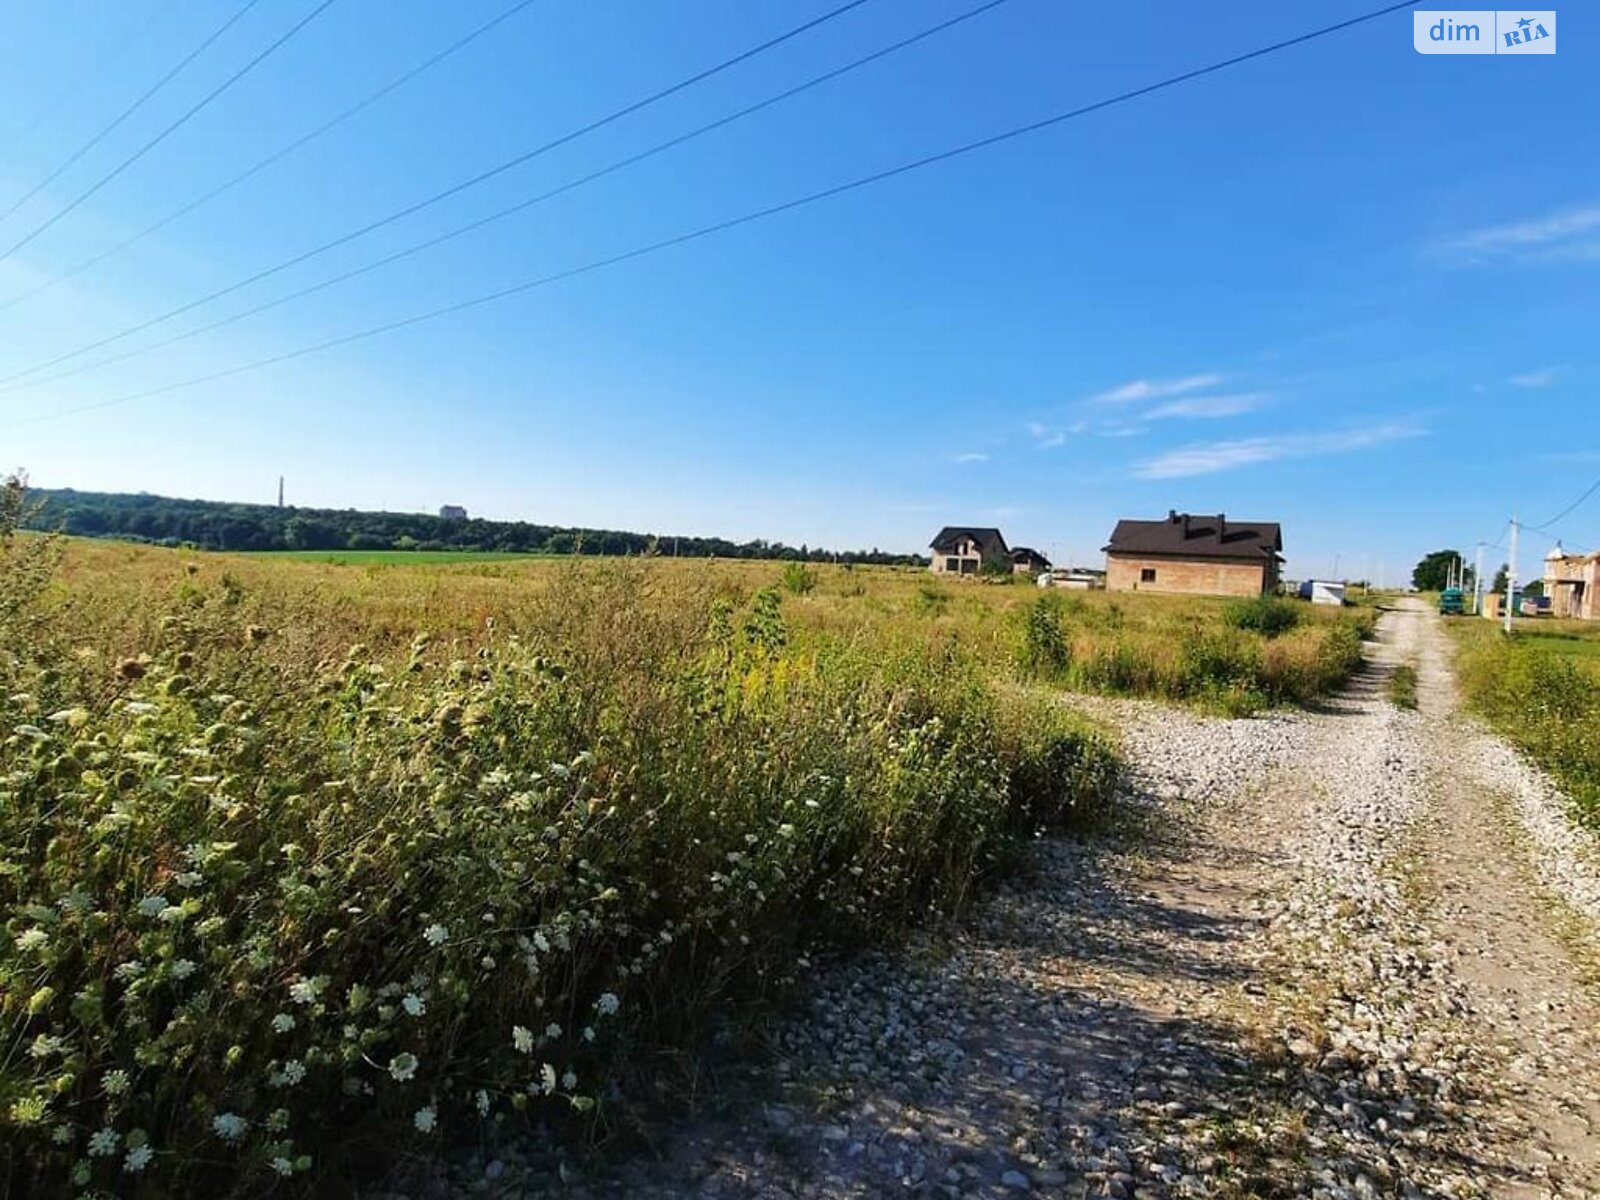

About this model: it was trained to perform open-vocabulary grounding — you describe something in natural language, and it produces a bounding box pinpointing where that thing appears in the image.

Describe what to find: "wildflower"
[561,1069,578,1090]
[29,1034,65,1059]
[48,707,89,727]
[476,1089,491,1116]
[423,923,448,947]
[113,960,145,982]
[57,890,91,914]
[582,1026,596,1043]
[388,1052,419,1082]
[136,895,169,918]
[212,1112,248,1142]
[271,1013,296,1034]
[532,931,550,953]
[414,1105,437,1132]
[51,1124,72,1146]
[512,1025,535,1054]
[89,1128,119,1157]
[596,992,621,1017]
[124,1144,154,1173]
[540,1063,558,1095]
[267,1108,290,1132]
[158,906,188,924]
[402,993,425,1018]
[14,928,48,953]
[288,976,325,1005]
[174,871,203,887]
[170,959,196,980]
[273,1061,306,1087]
[544,1022,562,1040]
[104,1069,131,1097]
[272,1157,294,1177]
[777,823,796,837]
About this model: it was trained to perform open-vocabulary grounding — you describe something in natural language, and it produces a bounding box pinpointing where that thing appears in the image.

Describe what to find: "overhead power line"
[0,0,183,175]
[0,0,545,315]
[0,0,875,385]
[0,0,1019,396]
[4,0,1413,432]
[0,0,339,264]
[1527,475,1600,535]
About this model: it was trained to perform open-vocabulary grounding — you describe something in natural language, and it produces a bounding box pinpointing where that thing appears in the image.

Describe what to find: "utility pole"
[1473,542,1485,616]
[1504,518,1518,635]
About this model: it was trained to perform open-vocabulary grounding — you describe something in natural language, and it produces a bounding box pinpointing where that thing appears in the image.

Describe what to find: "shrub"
[1017,594,1073,678]
[780,561,816,596]
[1222,596,1303,638]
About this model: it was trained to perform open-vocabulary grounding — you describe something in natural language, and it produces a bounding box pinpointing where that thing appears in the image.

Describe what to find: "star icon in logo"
[1517,15,1533,29]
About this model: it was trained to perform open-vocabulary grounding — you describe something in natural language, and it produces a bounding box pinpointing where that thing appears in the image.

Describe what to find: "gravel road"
[435,599,1600,1199]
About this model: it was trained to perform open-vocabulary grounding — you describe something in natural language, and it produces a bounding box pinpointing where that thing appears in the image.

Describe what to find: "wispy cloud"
[1435,204,1600,265]
[951,452,989,464]
[1143,393,1267,420]
[1509,367,1561,388]
[1090,373,1223,405]
[1025,421,1066,449]
[1134,422,1422,479]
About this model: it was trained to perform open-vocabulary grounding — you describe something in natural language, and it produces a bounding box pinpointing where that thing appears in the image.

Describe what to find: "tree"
[1492,563,1510,593]
[1412,549,1465,592]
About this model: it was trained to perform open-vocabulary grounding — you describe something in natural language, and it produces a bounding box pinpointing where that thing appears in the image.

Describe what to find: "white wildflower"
[271,1013,296,1033]
[388,1052,419,1082]
[174,871,203,887]
[57,890,92,914]
[170,958,196,980]
[512,1025,534,1054]
[113,960,145,981]
[272,1156,294,1177]
[540,1062,558,1095]
[422,923,448,947]
[288,976,325,1005]
[103,1069,131,1097]
[275,1061,306,1087]
[476,1089,491,1116]
[211,1112,247,1142]
[267,1108,290,1132]
[532,931,550,953]
[14,928,48,953]
[401,993,425,1017]
[561,1069,577,1090]
[123,701,158,716]
[88,1128,119,1157]
[136,896,169,918]
[413,1105,436,1133]
[124,1143,154,1173]
[582,1025,596,1043]
[29,1034,65,1059]
[51,1124,72,1145]
[596,992,620,1016]
[543,1022,561,1040]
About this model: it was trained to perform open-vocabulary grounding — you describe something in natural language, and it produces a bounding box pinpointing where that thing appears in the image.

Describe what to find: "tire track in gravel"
[425,602,1600,1199]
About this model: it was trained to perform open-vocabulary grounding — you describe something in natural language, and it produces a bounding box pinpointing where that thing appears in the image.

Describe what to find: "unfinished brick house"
[928,526,1010,576]
[1103,511,1283,597]
[1544,545,1600,619]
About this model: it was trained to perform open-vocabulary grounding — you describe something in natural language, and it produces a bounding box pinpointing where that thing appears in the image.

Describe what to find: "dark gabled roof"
[1103,512,1282,561]
[930,526,1009,557]
[1009,546,1050,566]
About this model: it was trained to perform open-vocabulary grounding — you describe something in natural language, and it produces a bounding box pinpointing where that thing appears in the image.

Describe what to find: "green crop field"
[0,488,1373,1196]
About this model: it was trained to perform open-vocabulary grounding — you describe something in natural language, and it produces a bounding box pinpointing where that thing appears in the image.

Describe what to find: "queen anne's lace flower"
[423,923,448,947]
[414,1105,437,1133]
[14,928,48,953]
[104,1069,130,1097]
[512,1025,534,1054]
[388,1052,419,1082]
[211,1113,247,1142]
[88,1128,119,1157]
[170,958,196,979]
[272,1157,294,1177]
[136,896,169,917]
[596,992,620,1016]
[124,1144,154,1173]
[402,993,425,1017]
[271,1013,296,1033]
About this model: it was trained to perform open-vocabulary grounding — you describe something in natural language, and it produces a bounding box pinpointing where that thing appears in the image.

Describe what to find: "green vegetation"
[1452,618,1600,822]
[1388,663,1419,710]
[1412,548,1470,593]
[1016,590,1370,716]
[26,487,922,565]
[0,491,1116,1196]
[270,549,543,565]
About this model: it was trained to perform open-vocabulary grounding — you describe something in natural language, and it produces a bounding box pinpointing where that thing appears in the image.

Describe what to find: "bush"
[1222,596,1303,638]
[780,561,816,595]
[0,549,1117,1195]
[1017,594,1072,678]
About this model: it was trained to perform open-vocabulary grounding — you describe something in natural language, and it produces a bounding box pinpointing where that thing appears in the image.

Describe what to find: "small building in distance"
[1298,579,1347,606]
[1103,511,1282,597]
[1545,544,1599,619]
[929,526,1009,576]
[439,505,468,520]
[1009,546,1051,577]
[1040,567,1106,590]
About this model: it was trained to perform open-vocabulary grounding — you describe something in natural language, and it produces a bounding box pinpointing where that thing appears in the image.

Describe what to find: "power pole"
[1504,518,1518,635]
[1473,542,1485,616]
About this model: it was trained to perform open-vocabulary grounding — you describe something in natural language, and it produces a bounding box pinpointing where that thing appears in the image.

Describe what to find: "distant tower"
[277,476,284,508]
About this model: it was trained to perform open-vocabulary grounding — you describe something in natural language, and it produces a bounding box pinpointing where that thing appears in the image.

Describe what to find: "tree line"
[25,488,925,565]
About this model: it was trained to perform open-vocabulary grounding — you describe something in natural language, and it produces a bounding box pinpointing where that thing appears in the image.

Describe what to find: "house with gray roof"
[929,526,1009,576]
[1103,511,1283,597]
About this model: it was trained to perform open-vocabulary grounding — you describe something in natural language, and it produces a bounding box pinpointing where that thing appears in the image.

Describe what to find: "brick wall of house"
[1105,554,1270,597]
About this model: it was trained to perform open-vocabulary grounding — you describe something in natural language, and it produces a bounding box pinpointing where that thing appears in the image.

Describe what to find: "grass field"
[0,520,1373,1196]
[264,549,552,565]
[1449,614,1600,825]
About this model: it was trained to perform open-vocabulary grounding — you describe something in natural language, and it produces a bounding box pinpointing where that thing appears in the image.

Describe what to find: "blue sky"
[0,0,1594,580]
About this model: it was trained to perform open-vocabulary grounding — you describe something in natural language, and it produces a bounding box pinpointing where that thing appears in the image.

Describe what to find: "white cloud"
[1436,204,1600,265]
[952,452,989,464]
[1025,421,1067,448]
[1089,373,1223,405]
[1508,368,1561,388]
[1134,423,1422,479]
[1142,393,1267,420]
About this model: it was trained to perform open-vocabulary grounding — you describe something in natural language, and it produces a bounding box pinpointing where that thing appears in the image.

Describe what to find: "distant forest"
[25,488,925,565]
